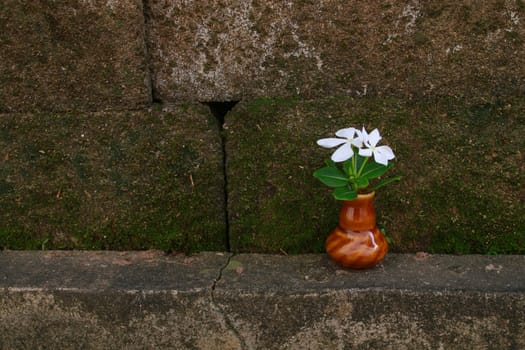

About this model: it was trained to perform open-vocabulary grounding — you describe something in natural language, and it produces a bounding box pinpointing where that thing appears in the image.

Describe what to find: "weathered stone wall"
[225,98,525,253]
[0,0,151,112]
[0,0,523,253]
[0,106,227,251]
[146,0,525,101]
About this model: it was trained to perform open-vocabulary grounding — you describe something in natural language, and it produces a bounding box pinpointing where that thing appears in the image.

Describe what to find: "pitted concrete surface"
[217,253,525,293]
[0,250,228,292]
[0,251,524,349]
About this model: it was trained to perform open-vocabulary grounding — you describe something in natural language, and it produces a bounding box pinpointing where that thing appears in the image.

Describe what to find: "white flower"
[317,127,364,162]
[358,128,395,165]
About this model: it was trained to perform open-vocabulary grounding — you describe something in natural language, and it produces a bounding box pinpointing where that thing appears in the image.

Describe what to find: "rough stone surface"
[0,251,241,350]
[146,0,525,102]
[0,105,227,251]
[217,253,525,293]
[215,254,525,350]
[225,97,525,254]
[0,250,226,292]
[0,251,524,349]
[0,0,151,112]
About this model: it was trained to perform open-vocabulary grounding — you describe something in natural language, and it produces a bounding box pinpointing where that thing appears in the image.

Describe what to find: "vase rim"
[341,191,375,204]
[356,191,376,200]
[357,191,375,199]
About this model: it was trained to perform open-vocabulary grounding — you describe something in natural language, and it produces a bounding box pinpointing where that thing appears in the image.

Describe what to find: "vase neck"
[339,192,376,231]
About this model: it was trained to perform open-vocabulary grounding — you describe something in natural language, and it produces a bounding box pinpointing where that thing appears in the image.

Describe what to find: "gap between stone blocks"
[205,101,240,253]
[142,0,238,252]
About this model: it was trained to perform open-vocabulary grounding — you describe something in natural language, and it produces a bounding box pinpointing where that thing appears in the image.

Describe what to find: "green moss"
[417,183,525,254]
[0,228,47,250]
[0,0,149,112]
[0,180,14,195]
[226,96,525,254]
[0,106,227,252]
[2,97,523,254]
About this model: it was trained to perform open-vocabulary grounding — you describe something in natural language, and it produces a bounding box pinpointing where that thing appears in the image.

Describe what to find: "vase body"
[325,192,388,269]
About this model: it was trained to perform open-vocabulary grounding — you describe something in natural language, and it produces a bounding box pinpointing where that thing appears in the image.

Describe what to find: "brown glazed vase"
[325,192,388,269]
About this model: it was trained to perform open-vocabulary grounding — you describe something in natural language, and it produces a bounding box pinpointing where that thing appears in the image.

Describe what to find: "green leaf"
[371,176,401,191]
[361,162,392,179]
[355,176,369,189]
[333,186,358,201]
[324,159,336,167]
[343,159,353,176]
[380,228,393,246]
[313,166,348,187]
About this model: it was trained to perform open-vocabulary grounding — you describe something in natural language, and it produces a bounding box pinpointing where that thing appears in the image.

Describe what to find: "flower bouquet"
[314,127,400,200]
[314,126,400,269]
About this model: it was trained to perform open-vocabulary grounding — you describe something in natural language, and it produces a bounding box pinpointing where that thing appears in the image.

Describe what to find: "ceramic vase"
[325,192,388,269]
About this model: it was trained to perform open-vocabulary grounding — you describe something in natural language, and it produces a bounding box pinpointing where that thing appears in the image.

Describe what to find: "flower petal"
[335,127,357,139]
[351,139,364,148]
[375,145,395,160]
[331,142,354,162]
[352,128,366,147]
[317,138,346,148]
[372,147,394,165]
[358,148,373,158]
[366,129,382,147]
[359,127,368,142]
[372,153,388,165]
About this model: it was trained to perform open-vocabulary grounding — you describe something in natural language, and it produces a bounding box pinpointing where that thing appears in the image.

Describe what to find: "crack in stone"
[205,101,239,252]
[211,252,233,292]
[204,101,242,347]
[210,253,248,350]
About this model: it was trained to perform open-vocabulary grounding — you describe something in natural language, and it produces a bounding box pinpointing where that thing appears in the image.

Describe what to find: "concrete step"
[1,251,523,349]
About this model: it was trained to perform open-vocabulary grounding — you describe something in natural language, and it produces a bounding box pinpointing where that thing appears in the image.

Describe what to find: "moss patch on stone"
[0,0,150,112]
[0,105,226,251]
[225,97,524,254]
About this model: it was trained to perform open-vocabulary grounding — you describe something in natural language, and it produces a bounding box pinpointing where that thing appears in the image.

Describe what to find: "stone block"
[0,0,151,112]
[225,97,525,253]
[146,0,525,102]
[0,105,226,251]
[0,251,239,350]
[214,253,525,349]
[1,251,524,349]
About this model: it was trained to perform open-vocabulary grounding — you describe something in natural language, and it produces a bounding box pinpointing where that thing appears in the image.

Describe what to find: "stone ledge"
[1,251,524,349]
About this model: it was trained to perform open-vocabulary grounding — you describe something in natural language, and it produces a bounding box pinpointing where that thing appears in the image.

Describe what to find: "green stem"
[352,147,357,175]
[356,156,369,177]
[371,176,402,191]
